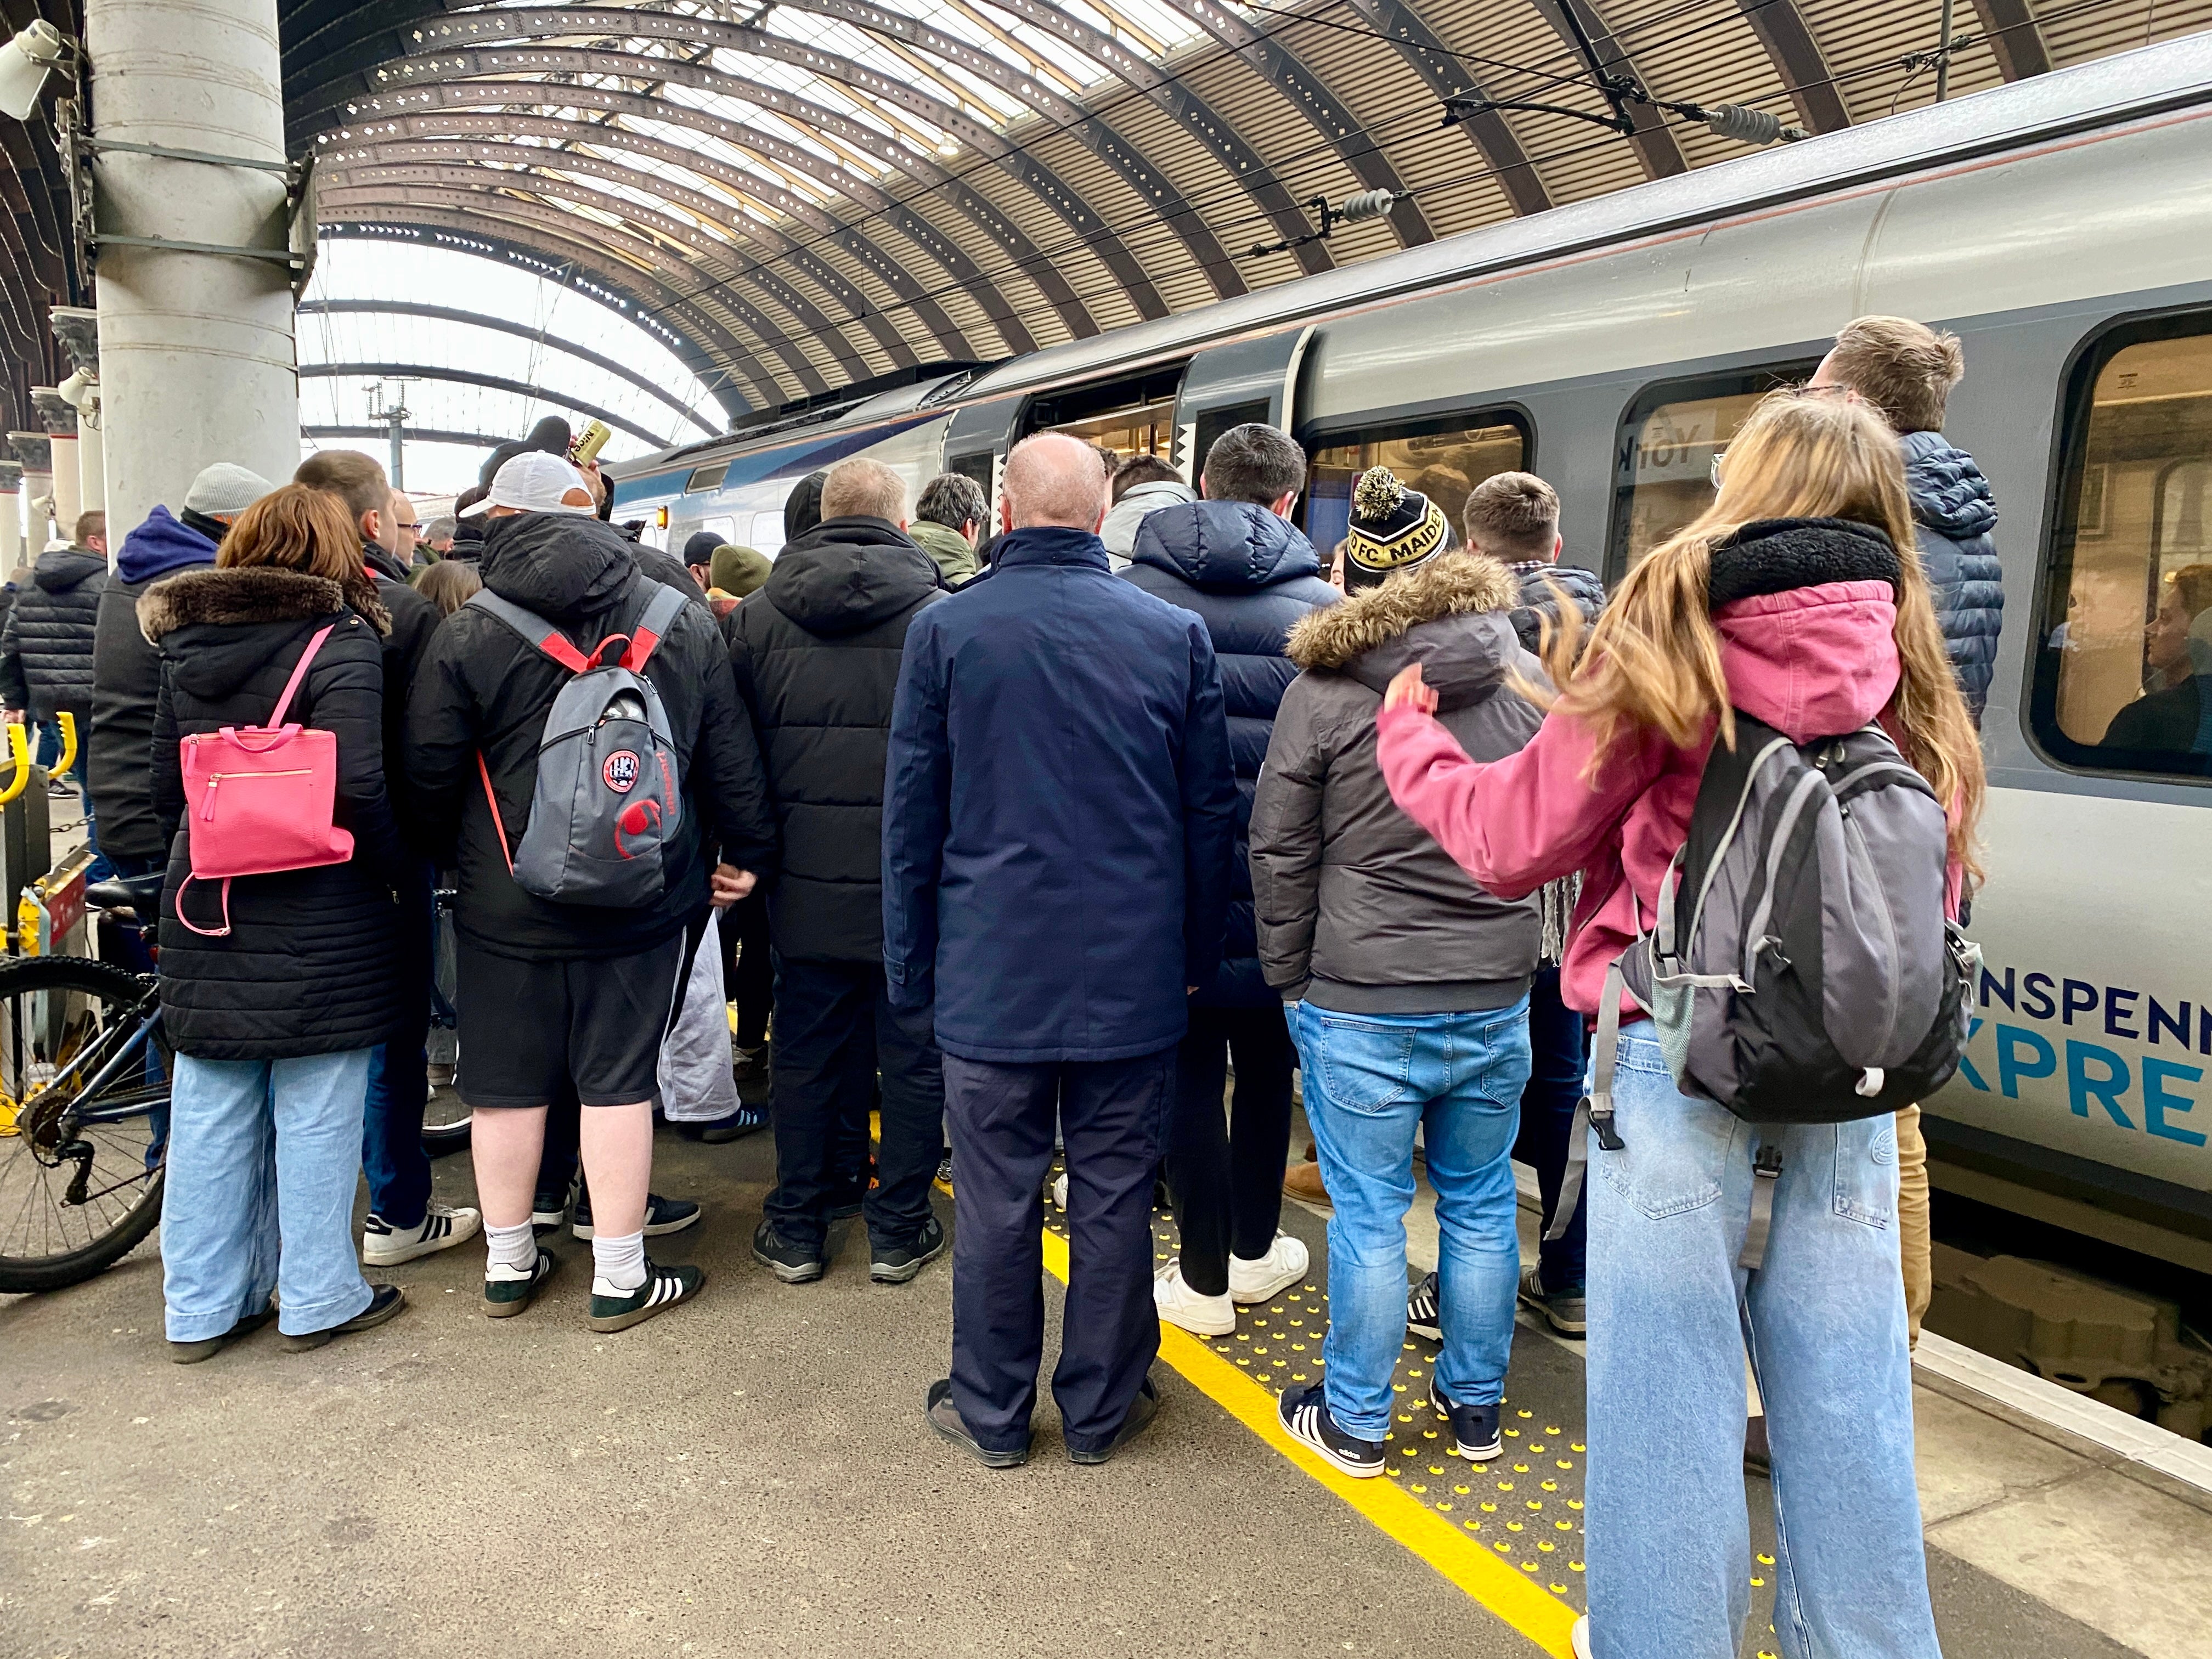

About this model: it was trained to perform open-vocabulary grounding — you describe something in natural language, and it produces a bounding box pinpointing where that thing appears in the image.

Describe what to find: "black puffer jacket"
[362,538,441,826]
[1901,431,2003,722]
[1505,559,1606,656]
[405,510,777,961]
[729,515,941,963]
[144,566,402,1059]
[0,545,106,721]
[1122,499,1337,1006]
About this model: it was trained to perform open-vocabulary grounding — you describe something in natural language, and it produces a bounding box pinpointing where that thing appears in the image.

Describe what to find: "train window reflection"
[1610,362,1818,578]
[2039,325,2212,776]
[1306,415,1526,558]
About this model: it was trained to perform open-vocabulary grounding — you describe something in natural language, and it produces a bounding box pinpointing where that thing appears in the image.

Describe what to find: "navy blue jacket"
[1901,431,2002,721]
[1122,500,1336,1006]
[883,525,1238,1063]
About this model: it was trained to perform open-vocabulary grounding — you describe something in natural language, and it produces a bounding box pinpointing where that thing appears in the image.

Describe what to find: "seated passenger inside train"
[2101,562,2212,755]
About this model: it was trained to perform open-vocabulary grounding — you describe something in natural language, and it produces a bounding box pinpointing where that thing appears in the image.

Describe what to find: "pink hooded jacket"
[1376,579,1909,1017]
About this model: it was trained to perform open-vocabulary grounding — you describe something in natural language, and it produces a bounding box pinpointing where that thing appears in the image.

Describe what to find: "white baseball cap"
[476,450,596,516]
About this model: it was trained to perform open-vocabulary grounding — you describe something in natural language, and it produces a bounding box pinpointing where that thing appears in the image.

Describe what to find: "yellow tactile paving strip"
[1040,1192,1582,1658]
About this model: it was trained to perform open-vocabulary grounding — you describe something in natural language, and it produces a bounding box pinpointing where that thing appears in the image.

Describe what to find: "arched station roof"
[0,0,2204,433]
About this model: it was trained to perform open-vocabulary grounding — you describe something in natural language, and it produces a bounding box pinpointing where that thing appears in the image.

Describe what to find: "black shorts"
[455,933,688,1109]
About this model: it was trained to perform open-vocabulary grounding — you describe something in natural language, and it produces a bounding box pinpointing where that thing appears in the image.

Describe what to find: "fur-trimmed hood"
[1287,551,1534,709]
[137,563,391,644]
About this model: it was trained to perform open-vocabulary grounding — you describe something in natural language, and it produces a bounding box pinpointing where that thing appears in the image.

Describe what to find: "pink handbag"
[175,623,356,938]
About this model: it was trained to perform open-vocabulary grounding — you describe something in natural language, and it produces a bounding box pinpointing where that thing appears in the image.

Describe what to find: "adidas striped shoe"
[1278,1383,1385,1479]
[484,1246,559,1319]
[364,1201,483,1266]
[588,1259,705,1333]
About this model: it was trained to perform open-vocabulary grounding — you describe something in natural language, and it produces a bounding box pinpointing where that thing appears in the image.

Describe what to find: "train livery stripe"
[1037,1226,1576,1657]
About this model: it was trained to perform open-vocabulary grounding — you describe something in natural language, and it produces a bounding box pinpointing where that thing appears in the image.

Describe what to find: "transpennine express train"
[611,36,2212,1276]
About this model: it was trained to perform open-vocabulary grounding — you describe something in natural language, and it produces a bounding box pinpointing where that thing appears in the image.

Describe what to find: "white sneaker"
[1571,1615,1592,1659]
[1051,1172,1068,1212]
[1227,1232,1310,1304]
[1153,1261,1237,1336]
[363,1201,482,1266]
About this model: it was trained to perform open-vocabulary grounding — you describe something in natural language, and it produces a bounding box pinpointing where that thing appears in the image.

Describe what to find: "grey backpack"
[1552,709,1978,1266]
[467,582,690,909]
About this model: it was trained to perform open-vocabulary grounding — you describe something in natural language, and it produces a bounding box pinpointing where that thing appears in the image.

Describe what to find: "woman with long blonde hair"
[1376,390,1978,1658]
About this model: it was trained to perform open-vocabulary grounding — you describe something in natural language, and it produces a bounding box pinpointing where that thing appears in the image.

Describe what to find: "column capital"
[0,460,20,493]
[7,432,51,472]
[30,390,77,437]
[49,308,99,376]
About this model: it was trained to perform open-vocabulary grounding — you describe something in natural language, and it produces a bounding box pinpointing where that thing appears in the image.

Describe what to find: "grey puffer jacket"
[0,544,106,721]
[1250,552,1545,1013]
[1901,430,2002,721]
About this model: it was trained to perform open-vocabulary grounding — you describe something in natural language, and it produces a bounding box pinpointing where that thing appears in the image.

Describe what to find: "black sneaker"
[283,1284,407,1352]
[532,1174,577,1233]
[170,1305,275,1364]
[870,1214,947,1284]
[1406,1270,1441,1341]
[926,1378,1029,1469]
[1068,1376,1159,1466]
[673,1103,767,1144]
[1278,1383,1385,1478]
[752,1217,825,1283]
[1517,1263,1588,1336]
[587,1258,704,1333]
[484,1246,559,1319]
[1429,1376,1503,1459]
[574,1189,701,1240]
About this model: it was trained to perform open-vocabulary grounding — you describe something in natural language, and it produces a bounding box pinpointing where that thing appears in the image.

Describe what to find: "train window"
[1611,360,1820,578]
[684,461,730,493]
[1304,413,1528,560]
[1025,365,1183,465]
[2034,315,2212,777]
[748,511,785,557]
[1192,400,1271,479]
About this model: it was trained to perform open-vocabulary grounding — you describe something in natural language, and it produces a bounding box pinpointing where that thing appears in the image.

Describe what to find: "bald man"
[884,431,1238,1469]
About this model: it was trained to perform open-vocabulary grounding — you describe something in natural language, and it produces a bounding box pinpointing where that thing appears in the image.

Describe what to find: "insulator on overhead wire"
[1703,104,1800,146]
[1336,188,1400,224]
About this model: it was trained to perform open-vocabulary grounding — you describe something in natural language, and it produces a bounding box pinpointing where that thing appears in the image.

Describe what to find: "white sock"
[592,1229,648,1296]
[484,1220,537,1279]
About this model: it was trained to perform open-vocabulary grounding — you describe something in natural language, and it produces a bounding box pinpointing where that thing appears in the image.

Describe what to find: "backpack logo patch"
[603,750,641,793]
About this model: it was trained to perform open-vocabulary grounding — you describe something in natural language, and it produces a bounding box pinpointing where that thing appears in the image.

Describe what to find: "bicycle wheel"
[0,955,168,1294]
[421,1082,471,1156]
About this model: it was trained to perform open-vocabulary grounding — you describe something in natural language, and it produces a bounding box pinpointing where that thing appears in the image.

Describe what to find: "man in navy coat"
[884,431,1237,1468]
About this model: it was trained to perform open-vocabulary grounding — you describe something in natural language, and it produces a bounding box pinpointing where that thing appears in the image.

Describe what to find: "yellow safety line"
[1039,1226,1577,1657]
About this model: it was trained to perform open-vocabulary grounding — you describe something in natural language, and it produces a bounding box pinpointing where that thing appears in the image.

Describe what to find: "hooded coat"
[1505,560,1607,656]
[1901,430,2003,720]
[141,565,402,1059]
[404,510,777,961]
[1122,499,1338,1006]
[729,515,943,962]
[1251,554,1544,1012]
[91,509,221,865]
[882,524,1238,1063]
[0,543,107,722]
[360,537,442,824]
[1375,517,1957,1017]
[1101,477,1198,569]
[904,519,978,585]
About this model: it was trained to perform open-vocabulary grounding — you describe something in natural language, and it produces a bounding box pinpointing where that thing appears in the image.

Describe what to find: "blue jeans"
[362,859,435,1227]
[1586,1025,1938,1658]
[160,1048,376,1341]
[1292,998,1531,1440]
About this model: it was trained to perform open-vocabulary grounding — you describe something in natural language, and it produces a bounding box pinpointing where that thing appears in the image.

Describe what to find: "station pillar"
[0,460,21,573]
[83,0,296,543]
[8,431,55,550]
[31,391,80,542]
[50,308,104,526]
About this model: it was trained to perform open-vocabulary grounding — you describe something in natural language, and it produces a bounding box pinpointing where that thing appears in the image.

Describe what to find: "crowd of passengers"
[29,314,2019,1658]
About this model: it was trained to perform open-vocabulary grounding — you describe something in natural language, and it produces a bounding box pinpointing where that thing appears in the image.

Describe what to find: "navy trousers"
[1165,1003,1298,1296]
[943,1046,1173,1456]
[362,859,436,1228]
[1510,966,1590,1293]
[766,955,942,1254]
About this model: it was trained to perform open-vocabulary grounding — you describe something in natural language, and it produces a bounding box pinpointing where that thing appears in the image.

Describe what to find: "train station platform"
[5,1090,2211,1657]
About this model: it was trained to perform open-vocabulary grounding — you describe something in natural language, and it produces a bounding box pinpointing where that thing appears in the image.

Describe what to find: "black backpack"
[1551,710,1978,1266]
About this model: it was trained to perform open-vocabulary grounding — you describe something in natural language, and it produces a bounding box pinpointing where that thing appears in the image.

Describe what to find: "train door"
[1177,328,1317,482]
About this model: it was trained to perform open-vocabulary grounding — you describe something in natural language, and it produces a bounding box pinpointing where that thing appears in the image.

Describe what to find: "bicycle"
[0,871,170,1294]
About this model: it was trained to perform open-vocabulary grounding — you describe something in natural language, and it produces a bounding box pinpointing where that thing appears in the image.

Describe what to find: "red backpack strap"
[477,752,516,875]
[465,589,592,674]
[269,625,336,727]
[619,583,691,674]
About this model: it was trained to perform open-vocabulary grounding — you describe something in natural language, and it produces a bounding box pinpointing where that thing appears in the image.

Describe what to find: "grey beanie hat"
[183,462,272,518]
